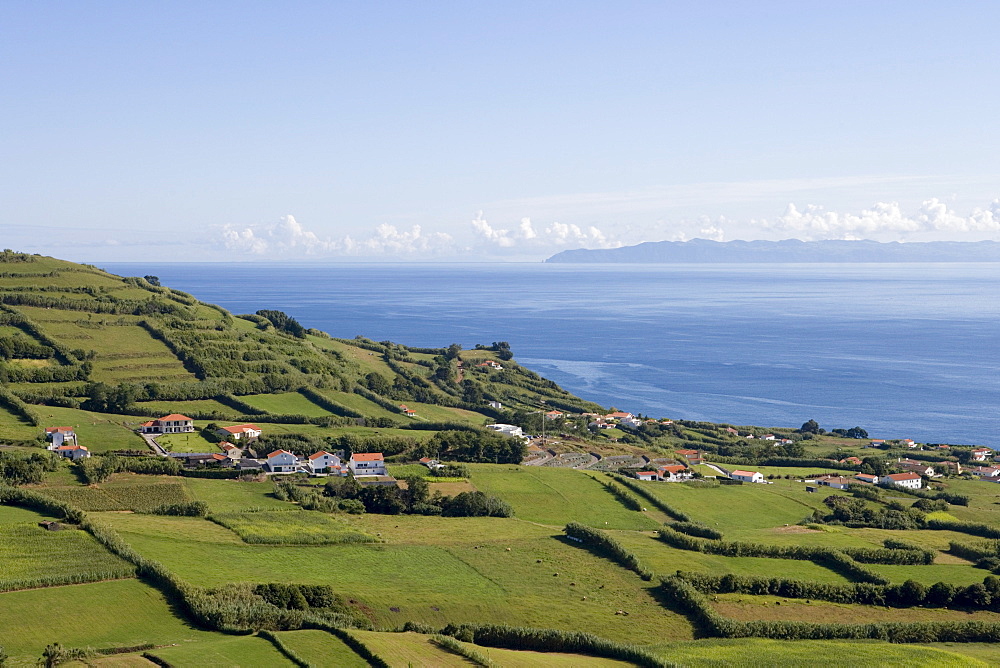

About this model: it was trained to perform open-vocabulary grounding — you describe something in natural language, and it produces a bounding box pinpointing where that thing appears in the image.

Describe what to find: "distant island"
[546,238,1000,263]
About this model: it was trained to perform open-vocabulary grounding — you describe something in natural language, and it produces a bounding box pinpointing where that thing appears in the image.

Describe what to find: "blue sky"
[3,2,1000,261]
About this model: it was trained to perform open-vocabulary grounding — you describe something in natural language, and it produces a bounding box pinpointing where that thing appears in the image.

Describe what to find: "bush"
[145,501,208,517]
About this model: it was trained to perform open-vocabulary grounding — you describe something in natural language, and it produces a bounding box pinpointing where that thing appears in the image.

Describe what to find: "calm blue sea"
[102,262,1000,446]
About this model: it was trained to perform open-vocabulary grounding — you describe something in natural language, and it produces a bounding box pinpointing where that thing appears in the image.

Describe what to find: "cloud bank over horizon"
[216,197,1000,260]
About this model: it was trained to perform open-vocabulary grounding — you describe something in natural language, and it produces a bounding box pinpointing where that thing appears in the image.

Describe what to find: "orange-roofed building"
[140,414,195,434]
[216,424,262,441]
[349,452,387,476]
[265,449,298,473]
[55,444,90,461]
[307,451,342,474]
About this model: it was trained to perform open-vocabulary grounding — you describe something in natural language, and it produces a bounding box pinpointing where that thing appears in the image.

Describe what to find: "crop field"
[646,638,985,666]
[0,521,134,588]
[239,391,332,417]
[274,630,369,667]
[0,579,219,663]
[34,405,146,452]
[146,634,290,667]
[40,478,190,512]
[97,511,694,642]
[210,509,378,544]
[308,336,398,378]
[469,465,661,530]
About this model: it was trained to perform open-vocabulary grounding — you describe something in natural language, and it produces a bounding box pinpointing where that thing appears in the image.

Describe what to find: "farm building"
[54,444,90,461]
[636,471,659,481]
[658,464,690,482]
[880,472,923,490]
[140,414,195,434]
[730,470,764,483]
[818,476,853,490]
[216,424,262,441]
[855,473,879,484]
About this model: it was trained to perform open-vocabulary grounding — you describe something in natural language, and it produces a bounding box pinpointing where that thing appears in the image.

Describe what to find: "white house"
[55,444,90,461]
[265,449,298,473]
[761,434,776,441]
[419,457,444,470]
[636,471,659,481]
[487,423,524,438]
[544,410,564,420]
[902,439,917,448]
[216,424,262,441]
[897,458,936,477]
[477,360,503,370]
[141,414,195,434]
[855,473,879,485]
[730,470,765,483]
[307,451,342,474]
[620,416,645,429]
[349,452,387,476]
[45,426,76,448]
[971,448,991,462]
[398,404,417,417]
[606,411,633,420]
[880,472,922,490]
[488,400,502,409]
[818,476,853,490]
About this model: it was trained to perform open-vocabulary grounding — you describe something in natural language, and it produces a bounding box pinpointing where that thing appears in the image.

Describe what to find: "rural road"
[141,433,168,457]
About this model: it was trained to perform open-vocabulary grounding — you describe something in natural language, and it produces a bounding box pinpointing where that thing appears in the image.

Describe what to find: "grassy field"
[630,476,848,538]
[210,510,377,544]
[146,634,291,667]
[133,399,239,418]
[712,593,1000,624]
[240,392,332,417]
[469,465,661,530]
[183,477,290,512]
[611,530,853,583]
[96,512,694,642]
[404,401,489,425]
[33,405,146,453]
[0,579,219,663]
[0,404,43,440]
[156,431,220,453]
[314,388,402,420]
[346,631,474,667]
[273,630,369,667]
[646,638,986,666]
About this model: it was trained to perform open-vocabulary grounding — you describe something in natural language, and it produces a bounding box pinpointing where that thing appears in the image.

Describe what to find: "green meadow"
[469,464,661,530]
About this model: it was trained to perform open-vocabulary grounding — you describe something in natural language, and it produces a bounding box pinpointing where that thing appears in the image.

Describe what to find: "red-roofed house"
[855,473,879,485]
[730,470,764,483]
[972,448,991,462]
[307,451,342,474]
[658,464,691,482]
[606,411,633,420]
[842,456,863,465]
[675,449,704,464]
[349,452,387,476]
[880,472,923,490]
[55,444,90,461]
[265,450,298,473]
[636,471,659,481]
[818,476,854,490]
[477,361,503,370]
[141,414,194,434]
[216,424,262,441]
[544,410,564,420]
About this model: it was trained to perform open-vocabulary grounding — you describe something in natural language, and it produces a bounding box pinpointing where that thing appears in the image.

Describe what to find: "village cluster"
[43,413,1000,495]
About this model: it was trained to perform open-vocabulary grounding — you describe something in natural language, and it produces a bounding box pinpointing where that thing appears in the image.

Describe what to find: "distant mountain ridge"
[545,239,1000,263]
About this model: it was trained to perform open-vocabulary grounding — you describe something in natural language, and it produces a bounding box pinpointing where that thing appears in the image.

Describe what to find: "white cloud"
[470,212,622,250]
[753,199,1000,240]
[220,215,454,257]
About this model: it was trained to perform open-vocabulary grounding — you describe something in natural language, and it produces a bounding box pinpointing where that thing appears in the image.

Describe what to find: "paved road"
[140,433,169,457]
[704,463,728,477]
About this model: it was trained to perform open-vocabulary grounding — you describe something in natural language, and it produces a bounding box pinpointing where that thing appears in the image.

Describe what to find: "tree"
[844,426,869,439]
[445,343,462,360]
[143,275,161,286]
[926,581,955,607]
[798,419,820,434]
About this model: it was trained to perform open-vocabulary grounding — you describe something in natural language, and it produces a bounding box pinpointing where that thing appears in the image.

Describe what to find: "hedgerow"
[597,478,642,511]
[609,474,690,521]
[564,522,653,581]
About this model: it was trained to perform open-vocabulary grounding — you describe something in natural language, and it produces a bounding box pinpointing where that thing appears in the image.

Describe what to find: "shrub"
[564,522,653,581]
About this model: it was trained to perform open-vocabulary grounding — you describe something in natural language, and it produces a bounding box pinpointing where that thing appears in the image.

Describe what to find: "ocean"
[101,262,1000,446]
